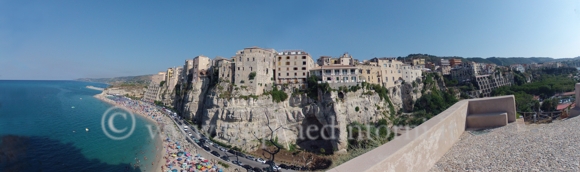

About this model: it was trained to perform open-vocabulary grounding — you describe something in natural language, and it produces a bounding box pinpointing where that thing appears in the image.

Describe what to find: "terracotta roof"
[557,103,574,111]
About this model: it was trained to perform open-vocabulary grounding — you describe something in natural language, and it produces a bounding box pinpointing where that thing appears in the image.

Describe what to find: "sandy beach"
[94,93,165,172]
[94,93,231,172]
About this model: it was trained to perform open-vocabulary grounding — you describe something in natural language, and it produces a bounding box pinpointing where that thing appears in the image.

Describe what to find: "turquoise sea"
[0,80,160,171]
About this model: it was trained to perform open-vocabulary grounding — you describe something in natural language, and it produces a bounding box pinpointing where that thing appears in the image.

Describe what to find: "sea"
[0,80,160,172]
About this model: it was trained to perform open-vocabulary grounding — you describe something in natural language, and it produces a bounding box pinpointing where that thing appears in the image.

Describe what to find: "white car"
[256,158,266,163]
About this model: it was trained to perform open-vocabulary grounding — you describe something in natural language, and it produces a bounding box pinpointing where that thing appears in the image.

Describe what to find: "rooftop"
[432,117,580,171]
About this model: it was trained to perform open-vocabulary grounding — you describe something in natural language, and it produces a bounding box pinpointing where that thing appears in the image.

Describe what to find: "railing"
[519,111,563,123]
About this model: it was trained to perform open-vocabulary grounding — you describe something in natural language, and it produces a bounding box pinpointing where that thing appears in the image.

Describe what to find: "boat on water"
[85,128,89,132]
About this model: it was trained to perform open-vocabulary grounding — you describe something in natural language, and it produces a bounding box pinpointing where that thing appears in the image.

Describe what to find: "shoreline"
[93,93,165,172]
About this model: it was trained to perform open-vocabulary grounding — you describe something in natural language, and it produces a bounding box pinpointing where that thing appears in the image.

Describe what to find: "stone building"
[412,58,425,69]
[310,53,361,88]
[440,59,451,75]
[369,57,406,88]
[470,72,514,97]
[510,64,525,73]
[183,59,194,84]
[401,64,422,83]
[449,58,462,67]
[274,50,315,89]
[191,55,211,83]
[143,72,166,103]
[165,67,182,93]
[215,56,234,82]
[357,63,383,85]
[233,47,277,95]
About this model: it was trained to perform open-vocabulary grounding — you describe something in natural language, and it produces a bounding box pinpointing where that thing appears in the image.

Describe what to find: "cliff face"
[175,77,428,153]
[176,81,395,152]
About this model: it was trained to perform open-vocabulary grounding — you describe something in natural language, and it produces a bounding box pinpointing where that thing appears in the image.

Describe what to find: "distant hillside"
[402,54,562,66]
[76,74,153,86]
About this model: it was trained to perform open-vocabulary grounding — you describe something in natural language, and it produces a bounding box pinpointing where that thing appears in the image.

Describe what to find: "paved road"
[161,110,295,171]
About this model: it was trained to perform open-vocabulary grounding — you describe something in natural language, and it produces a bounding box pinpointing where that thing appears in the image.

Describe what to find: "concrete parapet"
[329,95,516,172]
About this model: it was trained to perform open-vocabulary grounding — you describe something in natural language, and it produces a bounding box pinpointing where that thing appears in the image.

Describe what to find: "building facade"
[275,50,315,89]
[143,72,166,103]
[233,47,277,95]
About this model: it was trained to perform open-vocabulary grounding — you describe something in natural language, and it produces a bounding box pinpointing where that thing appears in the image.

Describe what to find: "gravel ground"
[431,117,580,172]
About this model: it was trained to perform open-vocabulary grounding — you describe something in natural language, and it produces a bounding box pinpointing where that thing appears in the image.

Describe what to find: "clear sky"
[1,0,579,80]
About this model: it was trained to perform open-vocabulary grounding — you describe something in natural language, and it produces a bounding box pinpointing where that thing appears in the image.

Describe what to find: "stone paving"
[431,117,580,171]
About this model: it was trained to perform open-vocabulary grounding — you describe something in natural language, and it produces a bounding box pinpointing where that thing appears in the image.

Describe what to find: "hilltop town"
[96,46,578,169]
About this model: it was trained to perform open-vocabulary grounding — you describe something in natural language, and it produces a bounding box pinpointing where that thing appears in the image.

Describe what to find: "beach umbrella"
[171,169,178,172]
[177,158,182,161]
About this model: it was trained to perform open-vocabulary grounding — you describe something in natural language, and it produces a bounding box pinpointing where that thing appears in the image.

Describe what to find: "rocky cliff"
[174,76,428,153]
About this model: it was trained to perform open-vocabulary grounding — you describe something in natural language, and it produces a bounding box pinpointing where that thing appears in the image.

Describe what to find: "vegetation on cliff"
[491,67,577,112]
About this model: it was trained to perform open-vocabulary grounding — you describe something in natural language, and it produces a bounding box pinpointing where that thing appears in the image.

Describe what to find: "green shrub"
[267,87,288,103]
[355,106,360,112]
[249,72,256,80]
[218,161,229,168]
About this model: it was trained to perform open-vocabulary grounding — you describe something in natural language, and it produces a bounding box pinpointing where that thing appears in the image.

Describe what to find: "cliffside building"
[310,53,360,88]
[191,55,212,83]
[275,50,315,89]
[233,47,277,95]
[143,72,166,103]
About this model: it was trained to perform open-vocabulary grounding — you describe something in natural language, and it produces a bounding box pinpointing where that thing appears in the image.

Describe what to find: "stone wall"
[329,95,516,172]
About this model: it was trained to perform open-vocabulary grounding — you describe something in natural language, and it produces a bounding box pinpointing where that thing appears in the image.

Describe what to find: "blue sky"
[1,0,579,80]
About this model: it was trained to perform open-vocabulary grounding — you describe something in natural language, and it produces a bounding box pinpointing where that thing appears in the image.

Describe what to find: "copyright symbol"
[101,106,136,140]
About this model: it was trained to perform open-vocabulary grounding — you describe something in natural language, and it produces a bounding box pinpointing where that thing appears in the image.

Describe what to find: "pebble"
[431,118,580,172]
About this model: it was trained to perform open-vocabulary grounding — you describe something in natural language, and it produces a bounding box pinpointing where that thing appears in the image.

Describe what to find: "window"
[295,56,297,59]
[278,57,281,61]
[293,67,298,70]
[238,67,240,70]
[302,56,306,59]
[383,64,386,67]
[294,73,297,76]
[366,70,370,74]
[286,56,290,59]
[247,58,249,61]
[278,73,280,76]
[287,73,289,76]
[303,72,305,76]
[286,62,290,65]
[253,57,255,61]
[327,77,331,81]
[303,61,306,65]
[250,67,253,71]
[302,67,306,70]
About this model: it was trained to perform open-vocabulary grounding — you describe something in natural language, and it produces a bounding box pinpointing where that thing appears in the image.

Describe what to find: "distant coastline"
[86,85,105,91]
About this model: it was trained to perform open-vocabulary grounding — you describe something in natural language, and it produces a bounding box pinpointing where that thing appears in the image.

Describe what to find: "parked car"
[242,164,252,170]
[279,164,288,169]
[219,147,227,152]
[252,167,263,172]
[256,158,266,163]
[220,156,230,162]
[245,155,255,160]
[211,151,220,157]
[232,160,243,166]
[202,146,210,151]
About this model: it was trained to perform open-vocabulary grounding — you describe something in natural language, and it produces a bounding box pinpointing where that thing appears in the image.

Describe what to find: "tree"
[251,111,289,169]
